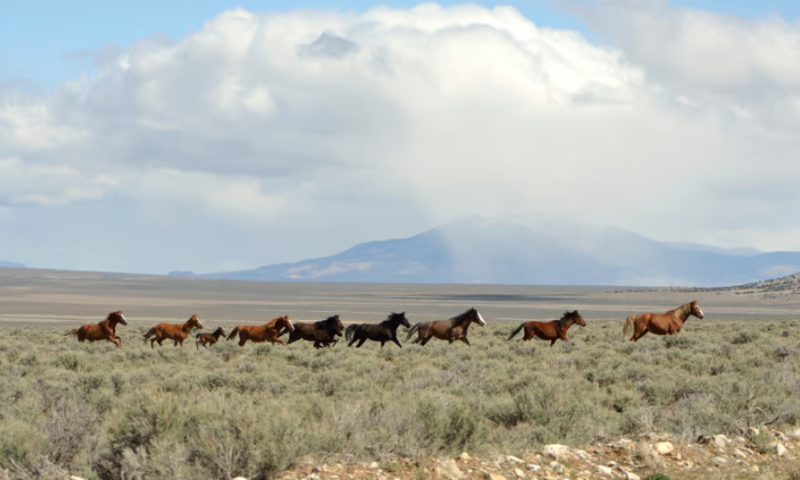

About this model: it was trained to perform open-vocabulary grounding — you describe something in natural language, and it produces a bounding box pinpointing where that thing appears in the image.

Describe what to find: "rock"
[596,465,613,476]
[369,462,380,469]
[525,464,541,472]
[70,477,88,480]
[734,448,748,459]
[232,478,249,480]
[513,468,525,478]
[542,444,572,460]
[312,466,324,473]
[624,472,641,480]
[713,434,728,449]
[306,475,320,480]
[459,452,472,461]
[506,455,524,464]
[776,443,787,457]
[653,442,674,455]
[485,474,507,480]
[711,456,727,465]
[438,459,465,480]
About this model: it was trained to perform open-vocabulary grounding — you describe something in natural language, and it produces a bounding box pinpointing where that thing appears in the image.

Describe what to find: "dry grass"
[1,318,799,479]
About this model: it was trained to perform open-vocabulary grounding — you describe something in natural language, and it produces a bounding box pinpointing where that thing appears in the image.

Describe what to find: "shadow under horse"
[345,312,410,348]
[507,310,586,346]
[623,300,704,342]
[63,310,128,347]
[279,314,344,349]
[406,308,486,346]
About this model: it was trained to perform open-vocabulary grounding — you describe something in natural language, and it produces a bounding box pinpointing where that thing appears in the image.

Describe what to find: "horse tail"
[226,326,240,341]
[405,323,420,341]
[62,328,79,338]
[345,324,357,343]
[622,315,635,339]
[507,322,525,341]
[142,327,155,339]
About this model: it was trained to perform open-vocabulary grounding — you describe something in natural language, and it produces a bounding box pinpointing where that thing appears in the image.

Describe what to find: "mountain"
[0,260,25,268]
[197,217,800,287]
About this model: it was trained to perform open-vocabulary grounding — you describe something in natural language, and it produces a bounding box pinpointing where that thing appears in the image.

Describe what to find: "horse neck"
[385,318,402,332]
[182,321,195,332]
[673,305,691,324]
[560,317,574,331]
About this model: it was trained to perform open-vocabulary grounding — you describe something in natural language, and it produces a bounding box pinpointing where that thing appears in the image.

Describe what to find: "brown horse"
[507,310,586,346]
[227,316,294,347]
[345,312,410,348]
[623,300,704,342]
[405,308,486,346]
[196,327,225,350]
[62,311,128,347]
[279,314,344,349]
[143,314,204,349]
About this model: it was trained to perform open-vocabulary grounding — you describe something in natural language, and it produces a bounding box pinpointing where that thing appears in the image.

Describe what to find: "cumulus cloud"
[0,2,799,273]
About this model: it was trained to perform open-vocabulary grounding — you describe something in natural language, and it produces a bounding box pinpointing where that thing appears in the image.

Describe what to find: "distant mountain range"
[0,260,25,268]
[173,216,800,287]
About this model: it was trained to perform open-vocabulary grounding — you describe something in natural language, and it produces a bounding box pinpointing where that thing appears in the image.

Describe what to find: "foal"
[196,327,226,350]
[507,310,586,346]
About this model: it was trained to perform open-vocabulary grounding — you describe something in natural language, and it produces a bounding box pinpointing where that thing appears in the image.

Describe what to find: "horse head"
[566,310,586,327]
[329,314,344,336]
[188,314,204,329]
[213,327,225,337]
[279,315,294,332]
[690,300,704,319]
[109,310,128,326]
[389,312,410,329]
[471,308,487,326]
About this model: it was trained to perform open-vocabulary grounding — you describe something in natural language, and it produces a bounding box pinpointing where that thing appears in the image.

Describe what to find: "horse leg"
[150,338,157,349]
[392,337,402,348]
[421,336,431,346]
[356,338,367,348]
[550,339,556,347]
[460,337,471,346]
[631,322,648,342]
[381,341,385,348]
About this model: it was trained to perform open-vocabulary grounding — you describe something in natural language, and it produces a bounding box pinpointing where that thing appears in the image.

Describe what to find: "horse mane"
[317,315,340,327]
[449,308,475,325]
[385,312,404,323]
[558,310,577,327]
[673,302,693,320]
[104,311,121,322]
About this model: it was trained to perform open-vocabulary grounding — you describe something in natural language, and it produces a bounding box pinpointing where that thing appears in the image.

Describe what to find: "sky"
[1,0,799,274]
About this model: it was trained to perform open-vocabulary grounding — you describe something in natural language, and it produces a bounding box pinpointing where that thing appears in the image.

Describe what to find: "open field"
[1,267,800,480]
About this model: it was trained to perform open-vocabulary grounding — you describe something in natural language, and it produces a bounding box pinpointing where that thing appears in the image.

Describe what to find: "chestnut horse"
[227,316,294,347]
[623,300,704,342]
[405,308,486,346]
[279,314,344,349]
[62,310,128,347]
[345,312,410,348]
[507,310,586,346]
[196,327,225,350]
[143,314,203,349]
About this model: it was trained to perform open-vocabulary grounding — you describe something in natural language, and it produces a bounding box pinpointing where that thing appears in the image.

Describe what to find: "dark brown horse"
[196,327,225,350]
[345,312,410,348]
[63,311,128,347]
[623,300,704,342]
[507,310,586,346]
[143,314,203,349]
[279,314,344,349]
[227,316,294,347]
[405,308,486,346]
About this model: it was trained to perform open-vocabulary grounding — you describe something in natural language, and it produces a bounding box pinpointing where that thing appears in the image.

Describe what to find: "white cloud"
[0,2,799,273]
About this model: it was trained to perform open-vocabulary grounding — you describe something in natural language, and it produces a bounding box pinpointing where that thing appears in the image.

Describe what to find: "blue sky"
[2,0,799,85]
[2,0,800,274]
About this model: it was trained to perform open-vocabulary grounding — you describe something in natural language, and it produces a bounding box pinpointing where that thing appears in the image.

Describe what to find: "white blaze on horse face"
[477,312,486,326]
[287,319,294,330]
[121,314,128,323]
[697,307,704,318]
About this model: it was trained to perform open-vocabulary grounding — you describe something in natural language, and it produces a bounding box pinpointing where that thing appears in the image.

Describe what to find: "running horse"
[196,327,226,350]
[279,314,344,349]
[405,308,486,346]
[143,314,203,349]
[507,310,586,346]
[227,316,294,347]
[62,310,128,347]
[345,312,410,348]
[623,300,704,342]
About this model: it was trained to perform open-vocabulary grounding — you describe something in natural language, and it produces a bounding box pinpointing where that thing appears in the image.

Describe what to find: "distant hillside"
[194,217,800,287]
[0,260,25,268]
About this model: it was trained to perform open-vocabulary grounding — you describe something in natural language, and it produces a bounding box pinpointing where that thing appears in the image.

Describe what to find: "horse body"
[507,310,585,346]
[406,308,486,346]
[63,311,128,347]
[196,327,225,350]
[345,312,410,348]
[227,316,294,347]
[143,315,203,349]
[280,315,344,349]
[623,300,704,342]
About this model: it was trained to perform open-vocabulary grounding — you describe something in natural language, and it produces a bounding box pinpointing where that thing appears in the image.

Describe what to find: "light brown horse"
[62,311,128,347]
[623,300,704,342]
[196,327,225,350]
[405,308,486,346]
[227,316,294,347]
[143,314,204,349]
[507,310,586,346]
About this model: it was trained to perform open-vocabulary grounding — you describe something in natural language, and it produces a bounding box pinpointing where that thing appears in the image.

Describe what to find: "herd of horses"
[61,300,705,350]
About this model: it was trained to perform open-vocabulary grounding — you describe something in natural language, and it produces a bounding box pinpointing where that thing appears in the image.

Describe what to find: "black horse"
[345,312,410,348]
[279,314,344,349]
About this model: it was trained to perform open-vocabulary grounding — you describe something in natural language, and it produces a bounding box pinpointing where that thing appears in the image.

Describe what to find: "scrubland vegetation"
[1,318,799,479]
